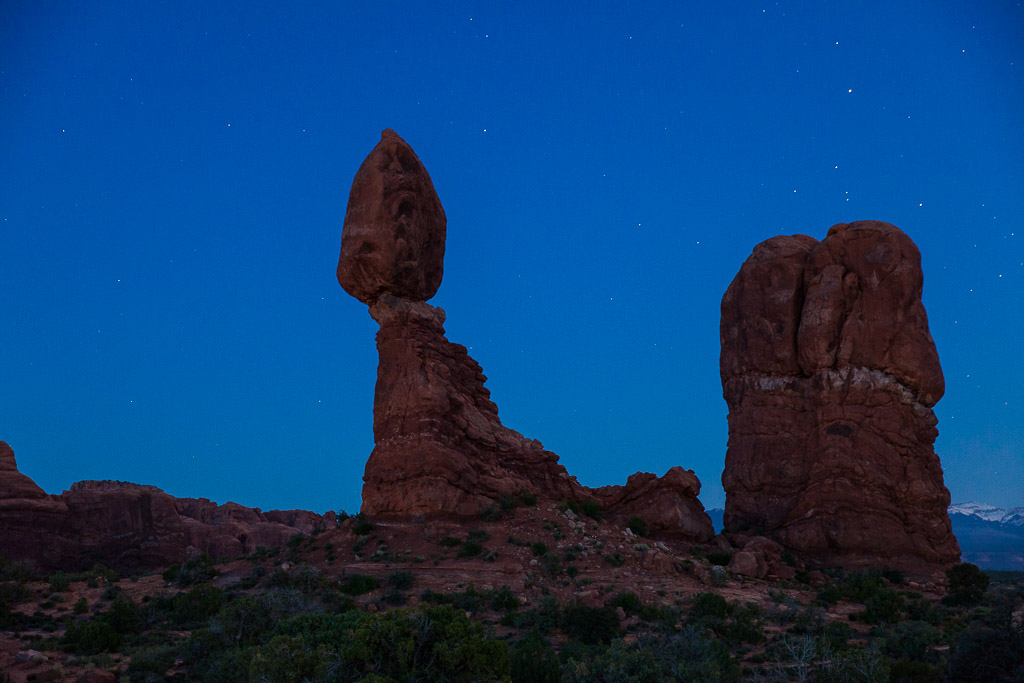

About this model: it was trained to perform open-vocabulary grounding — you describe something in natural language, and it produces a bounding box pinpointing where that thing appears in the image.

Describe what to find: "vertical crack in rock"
[720,221,960,574]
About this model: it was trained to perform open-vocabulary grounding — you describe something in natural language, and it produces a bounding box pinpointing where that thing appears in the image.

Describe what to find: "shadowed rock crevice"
[720,221,960,574]
[339,130,713,542]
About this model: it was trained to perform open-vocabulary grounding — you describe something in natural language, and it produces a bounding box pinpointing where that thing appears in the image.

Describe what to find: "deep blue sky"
[2,2,1022,515]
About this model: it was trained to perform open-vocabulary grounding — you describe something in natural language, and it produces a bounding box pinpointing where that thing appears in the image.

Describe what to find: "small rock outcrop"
[0,441,333,572]
[338,130,713,542]
[720,221,960,573]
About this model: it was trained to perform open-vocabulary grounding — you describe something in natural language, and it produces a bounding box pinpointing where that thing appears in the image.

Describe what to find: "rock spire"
[337,130,713,542]
[720,221,960,573]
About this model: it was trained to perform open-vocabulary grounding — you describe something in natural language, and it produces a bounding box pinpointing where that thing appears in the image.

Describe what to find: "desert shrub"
[561,602,620,645]
[439,535,462,547]
[857,586,904,624]
[706,550,733,566]
[207,597,274,648]
[458,540,483,558]
[815,581,844,606]
[821,620,855,651]
[335,509,350,524]
[603,552,625,567]
[511,629,560,683]
[531,541,549,556]
[843,569,889,602]
[562,627,740,682]
[479,502,503,521]
[264,605,509,681]
[0,558,37,582]
[489,586,520,613]
[351,513,374,536]
[559,499,582,515]
[542,552,563,577]
[0,581,32,607]
[518,490,538,507]
[162,552,218,586]
[167,582,224,627]
[608,591,644,615]
[944,562,990,607]
[102,593,141,634]
[420,586,486,614]
[878,620,942,663]
[788,605,825,635]
[63,619,121,654]
[125,644,180,680]
[505,595,561,633]
[889,658,943,683]
[689,592,729,620]
[387,571,413,590]
[46,571,70,592]
[688,594,764,645]
[382,588,407,606]
[946,593,1024,683]
[181,635,251,683]
[580,499,603,521]
[467,528,490,543]
[339,574,378,596]
[72,597,89,615]
[100,584,122,602]
[881,567,906,585]
[248,634,329,683]
[626,516,648,537]
[720,602,765,645]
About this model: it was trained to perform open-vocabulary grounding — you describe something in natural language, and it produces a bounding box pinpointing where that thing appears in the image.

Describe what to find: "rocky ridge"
[0,441,332,572]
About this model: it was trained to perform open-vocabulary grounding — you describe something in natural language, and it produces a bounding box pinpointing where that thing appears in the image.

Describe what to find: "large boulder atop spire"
[337,129,446,304]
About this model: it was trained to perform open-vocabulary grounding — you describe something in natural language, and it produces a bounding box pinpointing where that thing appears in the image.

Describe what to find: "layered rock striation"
[720,221,960,573]
[338,130,712,541]
[0,441,332,572]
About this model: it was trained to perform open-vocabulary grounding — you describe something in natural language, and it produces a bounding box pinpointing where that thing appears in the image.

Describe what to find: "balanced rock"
[720,221,960,574]
[338,131,713,542]
[337,129,446,304]
[0,441,332,572]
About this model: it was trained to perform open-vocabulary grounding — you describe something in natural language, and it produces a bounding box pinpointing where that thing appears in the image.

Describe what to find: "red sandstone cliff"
[0,441,332,572]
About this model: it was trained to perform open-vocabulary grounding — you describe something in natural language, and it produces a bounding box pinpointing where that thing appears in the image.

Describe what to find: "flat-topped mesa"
[720,221,960,575]
[337,131,713,542]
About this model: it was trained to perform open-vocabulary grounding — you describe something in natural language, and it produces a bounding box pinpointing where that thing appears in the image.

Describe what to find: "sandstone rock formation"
[720,221,960,573]
[338,130,713,542]
[0,441,332,572]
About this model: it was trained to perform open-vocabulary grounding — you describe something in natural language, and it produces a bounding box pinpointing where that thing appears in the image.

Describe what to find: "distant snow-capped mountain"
[948,502,1024,571]
[948,502,1024,527]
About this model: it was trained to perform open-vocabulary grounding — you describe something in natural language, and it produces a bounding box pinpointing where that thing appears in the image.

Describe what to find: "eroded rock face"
[339,131,713,542]
[0,441,332,572]
[720,221,960,574]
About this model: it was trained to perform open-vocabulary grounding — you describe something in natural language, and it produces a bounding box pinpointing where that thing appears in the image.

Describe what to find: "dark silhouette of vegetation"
[626,515,648,537]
